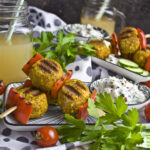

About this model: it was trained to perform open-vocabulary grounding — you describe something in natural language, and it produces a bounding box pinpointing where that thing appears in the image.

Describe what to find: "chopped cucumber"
[124,66,144,74]
[118,58,139,68]
[141,70,150,76]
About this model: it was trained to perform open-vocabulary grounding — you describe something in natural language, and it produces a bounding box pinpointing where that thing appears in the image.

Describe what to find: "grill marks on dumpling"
[38,64,52,74]
[75,81,86,90]
[61,83,86,101]
[63,93,74,101]
[120,29,134,36]
[64,85,81,96]
[38,59,59,74]
[120,29,138,40]
[120,35,130,40]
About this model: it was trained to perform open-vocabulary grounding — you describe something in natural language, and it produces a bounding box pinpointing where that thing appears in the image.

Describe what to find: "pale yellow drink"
[0,34,33,84]
[81,15,115,36]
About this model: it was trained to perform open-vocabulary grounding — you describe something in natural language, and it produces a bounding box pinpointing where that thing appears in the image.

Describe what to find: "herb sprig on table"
[33,31,96,72]
[57,93,145,150]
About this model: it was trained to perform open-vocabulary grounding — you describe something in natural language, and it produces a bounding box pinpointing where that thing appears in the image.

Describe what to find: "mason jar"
[80,0,126,35]
[0,0,33,84]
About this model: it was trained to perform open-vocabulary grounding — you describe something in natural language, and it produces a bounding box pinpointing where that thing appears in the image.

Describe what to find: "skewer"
[146,34,150,39]
[0,106,17,119]
[0,106,105,119]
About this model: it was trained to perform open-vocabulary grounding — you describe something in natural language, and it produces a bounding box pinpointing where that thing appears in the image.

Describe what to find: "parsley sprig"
[57,93,145,150]
[33,31,96,72]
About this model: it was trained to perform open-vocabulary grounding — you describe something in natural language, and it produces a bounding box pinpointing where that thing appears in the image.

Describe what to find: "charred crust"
[64,85,81,96]
[120,29,134,36]
[75,82,86,90]
[120,35,130,39]
[62,92,74,100]
[38,64,52,74]
[40,59,58,72]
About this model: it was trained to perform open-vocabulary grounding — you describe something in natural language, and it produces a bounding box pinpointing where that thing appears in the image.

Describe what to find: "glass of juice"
[81,0,126,35]
[0,0,33,84]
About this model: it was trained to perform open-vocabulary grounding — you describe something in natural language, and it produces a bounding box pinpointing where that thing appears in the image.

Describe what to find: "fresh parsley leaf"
[34,31,55,53]
[103,126,131,143]
[126,133,144,150]
[81,129,100,142]
[115,96,128,117]
[33,31,96,72]
[57,114,86,143]
[95,93,129,124]
[56,30,63,56]
[62,33,76,45]
[99,113,120,124]
[95,93,118,115]
[57,93,145,150]
[45,50,56,59]
[101,142,120,150]
[87,98,99,119]
[122,108,139,129]
[89,137,101,150]
[65,114,85,128]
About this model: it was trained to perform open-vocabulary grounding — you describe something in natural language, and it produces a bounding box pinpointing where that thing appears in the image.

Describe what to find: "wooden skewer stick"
[0,106,17,119]
[146,34,150,39]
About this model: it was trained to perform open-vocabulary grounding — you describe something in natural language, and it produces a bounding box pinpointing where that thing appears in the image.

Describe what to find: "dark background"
[27,0,150,34]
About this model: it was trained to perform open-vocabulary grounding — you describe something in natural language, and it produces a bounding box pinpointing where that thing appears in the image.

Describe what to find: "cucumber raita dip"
[67,24,103,40]
[91,76,146,104]
[105,54,118,64]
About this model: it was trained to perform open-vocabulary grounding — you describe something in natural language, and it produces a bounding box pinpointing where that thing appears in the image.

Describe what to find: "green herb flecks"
[33,31,96,72]
[57,93,145,150]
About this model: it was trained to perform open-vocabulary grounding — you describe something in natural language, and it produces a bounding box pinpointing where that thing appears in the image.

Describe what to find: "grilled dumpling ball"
[57,79,90,114]
[29,58,63,92]
[16,86,48,118]
[118,27,140,56]
[133,48,150,68]
[89,40,111,59]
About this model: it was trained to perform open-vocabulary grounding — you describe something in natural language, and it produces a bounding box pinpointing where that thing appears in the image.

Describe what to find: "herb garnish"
[33,31,96,72]
[57,93,145,150]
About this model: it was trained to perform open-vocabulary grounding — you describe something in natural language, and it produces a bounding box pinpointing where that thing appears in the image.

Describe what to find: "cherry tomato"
[78,46,84,50]
[144,103,150,121]
[0,80,6,95]
[35,126,58,148]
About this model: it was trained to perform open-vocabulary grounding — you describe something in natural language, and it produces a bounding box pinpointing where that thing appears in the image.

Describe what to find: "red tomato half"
[0,80,6,95]
[144,103,150,121]
[35,126,58,148]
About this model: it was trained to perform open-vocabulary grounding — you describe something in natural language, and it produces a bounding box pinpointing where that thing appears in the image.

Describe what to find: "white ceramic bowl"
[90,78,150,110]
[63,24,109,43]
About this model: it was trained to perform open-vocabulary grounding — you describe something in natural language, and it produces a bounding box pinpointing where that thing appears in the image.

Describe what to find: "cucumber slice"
[124,66,144,74]
[141,70,150,76]
[118,59,139,68]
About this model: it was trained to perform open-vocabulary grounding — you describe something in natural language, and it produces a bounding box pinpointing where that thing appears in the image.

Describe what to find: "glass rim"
[0,0,28,10]
[0,0,27,4]
[0,0,28,19]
